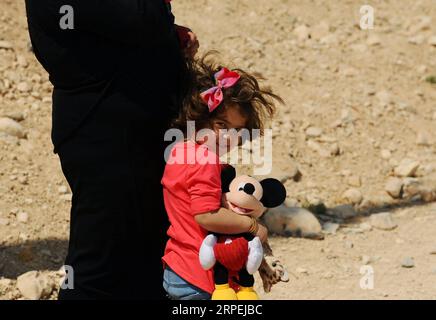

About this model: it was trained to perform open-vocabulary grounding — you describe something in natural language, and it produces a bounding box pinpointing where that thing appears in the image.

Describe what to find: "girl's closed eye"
[214,121,228,130]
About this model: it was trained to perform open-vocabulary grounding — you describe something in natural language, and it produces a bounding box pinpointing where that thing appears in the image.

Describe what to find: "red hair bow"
[200,68,241,112]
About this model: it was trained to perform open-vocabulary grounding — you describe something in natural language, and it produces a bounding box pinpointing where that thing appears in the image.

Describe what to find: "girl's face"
[210,104,248,155]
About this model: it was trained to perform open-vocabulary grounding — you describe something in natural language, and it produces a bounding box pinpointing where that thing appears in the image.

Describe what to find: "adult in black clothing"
[24,0,198,299]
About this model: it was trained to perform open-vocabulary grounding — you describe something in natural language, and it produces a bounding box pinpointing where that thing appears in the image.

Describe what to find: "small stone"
[402,178,421,198]
[0,278,12,288]
[311,21,330,40]
[347,176,361,187]
[428,36,436,46]
[389,158,399,167]
[342,188,363,204]
[418,164,436,176]
[284,198,299,207]
[293,25,310,41]
[367,34,381,46]
[396,238,405,244]
[359,222,372,232]
[339,65,358,77]
[296,267,308,274]
[320,34,338,45]
[416,65,428,74]
[17,55,28,68]
[58,185,69,194]
[328,143,340,156]
[16,271,54,300]
[340,169,351,176]
[394,159,420,177]
[2,111,24,122]
[305,126,323,138]
[0,41,13,49]
[59,194,72,201]
[344,240,354,249]
[56,265,67,277]
[17,211,29,223]
[416,131,432,146]
[305,194,323,206]
[370,212,397,230]
[340,109,354,124]
[401,257,415,268]
[322,222,339,235]
[267,163,301,183]
[375,90,391,106]
[19,233,29,241]
[433,111,436,120]
[409,16,432,33]
[17,82,32,93]
[0,117,25,138]
[429,247,436,255]
[380,149,391,159]
[307,140,331,158]
[408,35,425,45]
[415,89,424,97]
[0,218,9,226]
[385,177,403,199]
[18,176,28,185]
[361,255,372,265]
[321,272,333,279]
[397,101,415,113]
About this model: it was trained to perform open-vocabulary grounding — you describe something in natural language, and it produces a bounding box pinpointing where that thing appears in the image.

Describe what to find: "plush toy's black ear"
[259,178,287,208]
[221,165,236,192]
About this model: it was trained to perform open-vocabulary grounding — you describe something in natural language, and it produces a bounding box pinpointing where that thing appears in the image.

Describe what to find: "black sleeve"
[72,0,172,47]
[26,0,174,48]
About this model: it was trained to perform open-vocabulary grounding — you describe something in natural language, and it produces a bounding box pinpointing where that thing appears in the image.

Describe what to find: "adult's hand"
[175,25,199,59]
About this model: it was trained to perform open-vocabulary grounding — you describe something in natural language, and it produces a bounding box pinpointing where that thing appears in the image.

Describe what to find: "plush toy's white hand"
[199,234,217,270]
[246,236,263,274]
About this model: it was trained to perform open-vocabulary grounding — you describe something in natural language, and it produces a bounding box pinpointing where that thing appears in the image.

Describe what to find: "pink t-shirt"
[161,141,224,294]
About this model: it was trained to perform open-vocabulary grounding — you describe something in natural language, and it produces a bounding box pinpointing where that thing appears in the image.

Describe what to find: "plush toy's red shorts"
[214,236,249,271]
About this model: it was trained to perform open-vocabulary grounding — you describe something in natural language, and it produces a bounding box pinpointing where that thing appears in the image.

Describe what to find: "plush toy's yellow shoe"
[211,283,238,300]
[236,286,259,300]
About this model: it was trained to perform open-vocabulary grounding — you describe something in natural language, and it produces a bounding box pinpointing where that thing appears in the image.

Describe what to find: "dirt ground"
[0,0,435,299]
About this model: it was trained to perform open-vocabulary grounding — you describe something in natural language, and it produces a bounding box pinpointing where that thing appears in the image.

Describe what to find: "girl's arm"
[195,208,268,242]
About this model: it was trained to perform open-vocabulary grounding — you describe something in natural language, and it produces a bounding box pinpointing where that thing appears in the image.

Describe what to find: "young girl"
[161,54,283,300]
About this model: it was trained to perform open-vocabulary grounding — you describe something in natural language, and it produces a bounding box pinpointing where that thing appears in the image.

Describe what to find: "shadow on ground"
[0,238,67,278]
[1,199,435,279]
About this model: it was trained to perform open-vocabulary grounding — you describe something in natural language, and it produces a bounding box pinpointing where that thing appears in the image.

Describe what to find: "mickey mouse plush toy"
[199,165,287,300]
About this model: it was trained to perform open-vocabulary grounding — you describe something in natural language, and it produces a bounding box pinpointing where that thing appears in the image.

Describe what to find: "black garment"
[25,0,185,153]
[57,93,170,299]
[25,0,187,299]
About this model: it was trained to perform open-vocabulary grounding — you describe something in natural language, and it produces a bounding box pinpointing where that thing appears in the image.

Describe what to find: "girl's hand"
[221,193,230,209]
[256,224,268,243]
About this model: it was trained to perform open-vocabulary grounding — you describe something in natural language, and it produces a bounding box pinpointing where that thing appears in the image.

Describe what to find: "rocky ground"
[1,0,436,299]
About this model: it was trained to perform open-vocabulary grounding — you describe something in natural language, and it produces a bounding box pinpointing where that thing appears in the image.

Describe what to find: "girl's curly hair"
[172,52,283,135]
